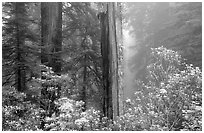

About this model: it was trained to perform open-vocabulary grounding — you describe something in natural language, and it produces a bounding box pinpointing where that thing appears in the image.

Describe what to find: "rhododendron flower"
[159,89,167,94]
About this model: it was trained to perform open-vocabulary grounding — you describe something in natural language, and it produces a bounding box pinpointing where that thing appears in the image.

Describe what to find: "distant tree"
[2,2,37,91]
[41,2,62,73]
[61,2,103,111]
[164,2,202,68]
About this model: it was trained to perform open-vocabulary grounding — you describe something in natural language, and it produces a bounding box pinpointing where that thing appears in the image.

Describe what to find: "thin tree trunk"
[82,54,87,111]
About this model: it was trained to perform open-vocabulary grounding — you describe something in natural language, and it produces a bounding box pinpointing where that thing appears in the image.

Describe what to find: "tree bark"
[99,2,122,120]
[115,2,124,117]
[108,2,120,120]
[15,2,26,92]
[99,10,112,119]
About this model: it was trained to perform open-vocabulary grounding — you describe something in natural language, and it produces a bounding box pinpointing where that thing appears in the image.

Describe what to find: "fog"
[123,29,137,99]
[121,2,203,100]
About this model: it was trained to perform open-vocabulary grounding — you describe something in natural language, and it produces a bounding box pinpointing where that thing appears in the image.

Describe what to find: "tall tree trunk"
[41,2,62,67]
[52,2,62,99]
[108,2,120,120]
[15,2,26,92]
[41,2,62,97]
[40,2,62,129]
[99,10,112,119]
[50,2,62,75]
[99,2,122,120]
[115,3,124,116]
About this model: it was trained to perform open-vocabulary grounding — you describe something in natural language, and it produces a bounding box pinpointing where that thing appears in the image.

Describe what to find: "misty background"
[122,2,201,100]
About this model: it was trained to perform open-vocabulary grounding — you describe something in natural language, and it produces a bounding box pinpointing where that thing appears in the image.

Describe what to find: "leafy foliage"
[2,87,42,130]
[4,47,200,131]
[2,2,39,88]
[2,2,202,131]
[44,98,102,131]
[119,47,202,131]
[62,2,103,110]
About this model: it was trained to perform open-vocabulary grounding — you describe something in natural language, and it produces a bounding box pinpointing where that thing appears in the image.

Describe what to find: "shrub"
[2,65,71,131]
[43,97,102,131]
[117,47,202,131]
[2,87,42,131]
[2,47,201,131]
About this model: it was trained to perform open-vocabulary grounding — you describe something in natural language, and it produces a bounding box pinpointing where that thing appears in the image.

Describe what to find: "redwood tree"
[40,2,62,129]
[99,2,122,120]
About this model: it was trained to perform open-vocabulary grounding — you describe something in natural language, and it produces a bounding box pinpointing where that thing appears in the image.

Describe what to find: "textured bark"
[115,2,124,117]
[108,3,120,120]
[99,11,112,119]
[99,2,122,120]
